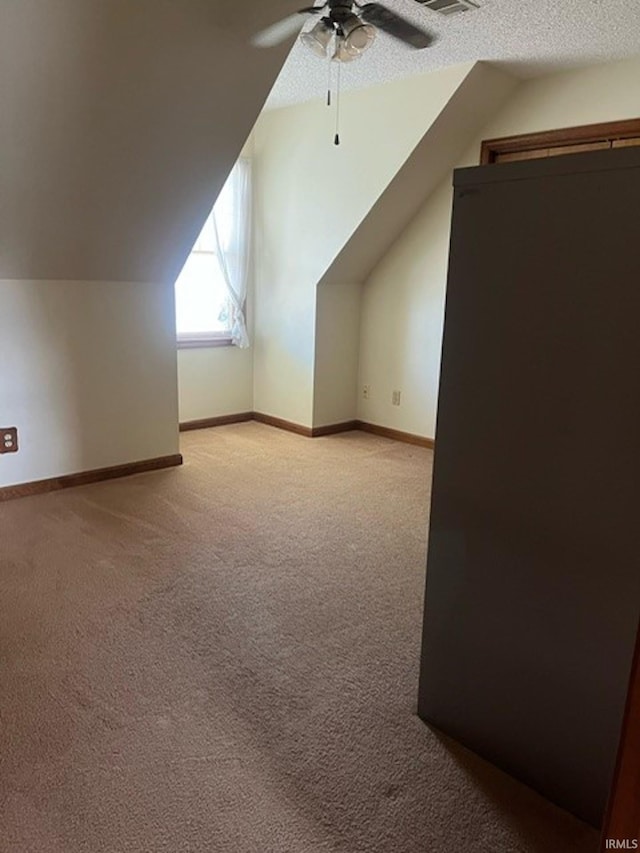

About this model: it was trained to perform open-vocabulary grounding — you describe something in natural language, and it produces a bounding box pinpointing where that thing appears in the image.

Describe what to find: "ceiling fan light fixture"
[300,18,334,58]
[332,34,360,62]
[340,13,376,54]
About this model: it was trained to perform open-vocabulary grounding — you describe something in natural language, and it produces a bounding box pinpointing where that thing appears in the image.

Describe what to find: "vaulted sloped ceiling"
[0,0,294,283]
[320,62,517,287]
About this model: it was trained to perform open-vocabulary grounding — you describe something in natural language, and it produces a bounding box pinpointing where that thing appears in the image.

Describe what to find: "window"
[175,159,250,348]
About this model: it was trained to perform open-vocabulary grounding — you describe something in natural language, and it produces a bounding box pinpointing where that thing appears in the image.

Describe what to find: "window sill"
[177,337,233,350]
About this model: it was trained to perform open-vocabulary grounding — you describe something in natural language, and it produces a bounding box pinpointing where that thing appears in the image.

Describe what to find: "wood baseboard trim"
[0,419,430,503]
[179,412,433,448]
[0,454,183,502]
[311,421,359,437]
[355,421,435,449]
[179,412,357,438]
[252,412,313,437]
[179,412,254,432]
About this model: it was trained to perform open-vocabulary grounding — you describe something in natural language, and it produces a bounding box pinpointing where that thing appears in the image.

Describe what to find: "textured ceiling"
[264,0,640,108]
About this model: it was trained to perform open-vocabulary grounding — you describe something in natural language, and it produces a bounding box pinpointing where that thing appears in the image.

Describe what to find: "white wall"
[358,181,452,438]
[177,345,253,422]
[0,279,179,488]
[358,55,640,439]
[252,63,475,428]
[313,281,363,427]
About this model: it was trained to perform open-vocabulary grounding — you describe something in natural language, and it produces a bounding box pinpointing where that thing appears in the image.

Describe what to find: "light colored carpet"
[0,423,598,853]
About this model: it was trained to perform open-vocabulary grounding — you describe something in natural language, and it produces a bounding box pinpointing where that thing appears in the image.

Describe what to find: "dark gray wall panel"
[418,147,640,828]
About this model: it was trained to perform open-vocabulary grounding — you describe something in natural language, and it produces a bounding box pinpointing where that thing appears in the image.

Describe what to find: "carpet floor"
[0,423,598,852]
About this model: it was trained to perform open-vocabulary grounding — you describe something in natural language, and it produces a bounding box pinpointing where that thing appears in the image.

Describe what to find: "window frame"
[176,331,233,349]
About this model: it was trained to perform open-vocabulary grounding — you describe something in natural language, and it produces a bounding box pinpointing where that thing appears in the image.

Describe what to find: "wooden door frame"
[480,118,640,165]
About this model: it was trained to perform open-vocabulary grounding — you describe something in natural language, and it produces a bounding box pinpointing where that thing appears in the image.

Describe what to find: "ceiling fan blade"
[359,3,435,49]
[252,7,323,48]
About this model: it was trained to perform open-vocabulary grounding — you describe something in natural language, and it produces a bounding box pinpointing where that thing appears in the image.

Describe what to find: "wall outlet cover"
[1,427,19,454]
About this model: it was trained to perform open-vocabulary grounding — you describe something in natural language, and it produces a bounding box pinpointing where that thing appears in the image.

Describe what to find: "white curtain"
[211,158,251,348]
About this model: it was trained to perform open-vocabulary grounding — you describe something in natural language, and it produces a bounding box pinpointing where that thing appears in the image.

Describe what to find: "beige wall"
[313,281,363,427]
[177,346,254,422]
[0,280,179,488]
[358,181,451,438]
[252,63,475,427]
[358,55,640,438]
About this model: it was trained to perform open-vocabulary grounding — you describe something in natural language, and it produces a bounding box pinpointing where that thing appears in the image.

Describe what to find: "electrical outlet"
[392,390,401,406]
[0,427,18,454]
[362,385,370,400]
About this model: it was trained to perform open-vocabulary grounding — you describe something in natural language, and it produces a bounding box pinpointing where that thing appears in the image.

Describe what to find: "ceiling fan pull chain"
[327,52,332,107]
[334,60,341,146]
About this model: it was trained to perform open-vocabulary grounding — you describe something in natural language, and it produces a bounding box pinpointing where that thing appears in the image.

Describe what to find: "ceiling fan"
[253,0,435,62]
